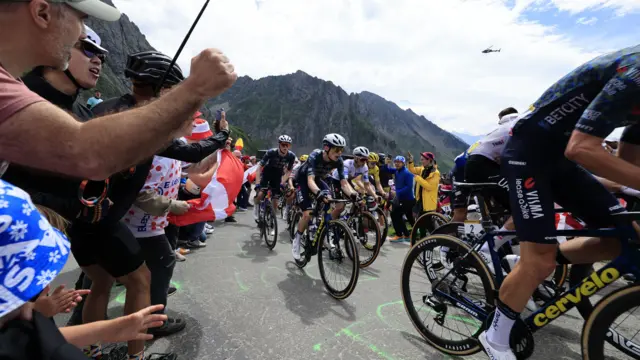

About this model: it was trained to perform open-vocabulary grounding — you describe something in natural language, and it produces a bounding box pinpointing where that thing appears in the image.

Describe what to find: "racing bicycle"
[256,186,278,250]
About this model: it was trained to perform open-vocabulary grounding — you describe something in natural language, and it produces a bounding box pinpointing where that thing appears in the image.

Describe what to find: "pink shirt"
[0,64,45,177]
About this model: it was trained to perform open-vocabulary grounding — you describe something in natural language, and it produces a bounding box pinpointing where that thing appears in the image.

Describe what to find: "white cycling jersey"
[330,159,369,182]
[467,113,520,163]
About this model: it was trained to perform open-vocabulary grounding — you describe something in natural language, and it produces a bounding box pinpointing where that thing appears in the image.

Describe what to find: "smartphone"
[214,108,224,133]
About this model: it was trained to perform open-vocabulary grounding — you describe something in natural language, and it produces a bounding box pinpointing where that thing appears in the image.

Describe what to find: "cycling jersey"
[467,113,519,163]
[330,159,369,182]
[259,148,296,172]
[369,165,380,185]
[299,149,345,181]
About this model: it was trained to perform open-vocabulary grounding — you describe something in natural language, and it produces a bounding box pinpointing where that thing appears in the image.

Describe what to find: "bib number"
[464,221,482,237]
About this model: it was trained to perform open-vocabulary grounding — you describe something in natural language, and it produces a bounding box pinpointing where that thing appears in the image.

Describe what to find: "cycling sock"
[486,299,519,348]
[128,351,144,360]
[83,343,102,359]
[295,231,302,242]
[556,248,571,265]
[621,186,640,198]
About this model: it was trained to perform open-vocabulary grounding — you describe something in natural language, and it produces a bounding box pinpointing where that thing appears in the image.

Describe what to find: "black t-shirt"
[0,311,87,360]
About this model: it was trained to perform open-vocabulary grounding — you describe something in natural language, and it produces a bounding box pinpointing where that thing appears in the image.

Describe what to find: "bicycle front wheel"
[375,208,389,245]
[347,211,381,268]
[263,202,278,250]
[410,211,450,247]
[317,220,360,300]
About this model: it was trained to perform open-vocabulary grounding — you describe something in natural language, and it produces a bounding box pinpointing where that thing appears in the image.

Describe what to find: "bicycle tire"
[581,283,640,360]
[290,210,302,243]
[317,219,360,300]
[294,230,311,269]
[263,202,278,250]
[410,212,450,247]
[401,234,496,356]
[375,208,389,245]
[347,211,382,268]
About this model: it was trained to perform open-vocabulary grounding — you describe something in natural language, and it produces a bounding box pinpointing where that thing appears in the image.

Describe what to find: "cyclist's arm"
[0,81,206,180]
[565,68,640,190]
[307,175,321,195]
[618,125,640,167]
[340,178,357,197]
[255,151,273,184]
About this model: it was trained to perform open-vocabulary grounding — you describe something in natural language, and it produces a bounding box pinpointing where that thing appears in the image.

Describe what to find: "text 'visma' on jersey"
[259,148,296,172]
[513,44,640,154]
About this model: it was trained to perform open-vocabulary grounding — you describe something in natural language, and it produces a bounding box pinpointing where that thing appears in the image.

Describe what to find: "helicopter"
[482,45,501,54]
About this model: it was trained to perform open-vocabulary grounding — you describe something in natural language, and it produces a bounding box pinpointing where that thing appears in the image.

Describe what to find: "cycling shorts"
[296,177,329,211]
[259,168,283,196]
[69,220,145,278]
[464,154,510,211]
[502,135,625,244]
[450,163,469,209]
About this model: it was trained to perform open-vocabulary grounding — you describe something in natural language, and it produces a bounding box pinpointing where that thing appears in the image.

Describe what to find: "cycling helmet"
[299,154,309,162]
[322,133,346,148]
[353,146,370,158]
[368,152,379,162]
[278,135,292,144]
[125,50,185,87]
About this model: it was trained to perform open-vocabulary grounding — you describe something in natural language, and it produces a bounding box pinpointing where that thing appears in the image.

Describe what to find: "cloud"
[111,0,633,136]
[576,16,598,25]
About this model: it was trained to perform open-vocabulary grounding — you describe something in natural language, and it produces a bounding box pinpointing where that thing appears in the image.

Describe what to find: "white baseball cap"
[53,0,121,22]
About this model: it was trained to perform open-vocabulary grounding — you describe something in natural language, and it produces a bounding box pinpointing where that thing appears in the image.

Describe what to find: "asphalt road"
[51,207,631,360]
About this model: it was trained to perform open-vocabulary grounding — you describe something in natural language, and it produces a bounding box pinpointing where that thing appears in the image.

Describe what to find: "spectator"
[407,151,441,239]
[86,90,103,108]
[385,156,415,242]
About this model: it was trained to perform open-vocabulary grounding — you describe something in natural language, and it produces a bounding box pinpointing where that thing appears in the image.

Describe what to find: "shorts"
[259,168,283,196]
[464,154,510,211]
[450,163,469,209]
[69,220,145,278]
[330,178,344,199]
[502,135,625,244]
[296,175,329,211]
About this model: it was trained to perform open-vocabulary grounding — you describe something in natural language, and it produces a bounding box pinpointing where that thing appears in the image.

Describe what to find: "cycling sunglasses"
[76,41,107,63]
[279,142,291,148]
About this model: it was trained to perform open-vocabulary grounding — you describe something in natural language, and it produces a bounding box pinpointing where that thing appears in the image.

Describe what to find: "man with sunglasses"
[253,135,296,222]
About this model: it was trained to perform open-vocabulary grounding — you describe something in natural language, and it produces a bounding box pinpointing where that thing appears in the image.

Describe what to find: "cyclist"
[463,107,520,272]
[285,154,309,217]
[329,146,374,213]
[253,135,296,222]
[292,134,359,260]
[481,45,640,360]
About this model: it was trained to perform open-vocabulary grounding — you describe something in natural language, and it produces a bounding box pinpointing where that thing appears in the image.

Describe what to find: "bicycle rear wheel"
[410,211,449,247]
[263,202,278,250]
[347,211,381,268]
[581,284,640,359]
[318,220,360,299]
[289,210,302,243]
[401,234,496,356]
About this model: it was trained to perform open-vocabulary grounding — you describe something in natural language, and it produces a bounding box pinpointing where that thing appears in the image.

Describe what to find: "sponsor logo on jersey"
[491,139,505,147]
[541,93,590,128]
[508,160,526,166]
[515,178,544,220]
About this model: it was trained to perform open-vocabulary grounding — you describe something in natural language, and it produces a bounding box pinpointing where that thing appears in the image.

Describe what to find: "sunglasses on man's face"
[75,41,107,63]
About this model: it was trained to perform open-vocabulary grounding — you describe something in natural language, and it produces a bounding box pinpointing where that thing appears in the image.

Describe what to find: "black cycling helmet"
[125,50,185,87]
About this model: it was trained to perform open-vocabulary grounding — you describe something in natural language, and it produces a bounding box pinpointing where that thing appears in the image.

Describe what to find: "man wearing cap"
[406,151,441,239]
[0,0,237,180]
[385,155,415,242]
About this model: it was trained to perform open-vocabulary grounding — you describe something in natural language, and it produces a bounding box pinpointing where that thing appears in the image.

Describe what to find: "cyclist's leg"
[483,144,558,355]
[269,172,281,213]
[451,164,468,222]
[553,159,626,263]
[253,171,269,220]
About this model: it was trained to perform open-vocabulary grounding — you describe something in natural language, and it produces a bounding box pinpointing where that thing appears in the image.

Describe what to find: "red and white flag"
[168,149,244,226]
[243,164,259,184]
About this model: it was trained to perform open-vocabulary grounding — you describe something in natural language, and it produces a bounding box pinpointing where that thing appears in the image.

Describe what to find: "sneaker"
[225,216,237,223]
[167,286,177,297]
[177,247,190,255]
[174,251,186,262]
[292,237,301,260]
[237,207,247,212]
[147,317,186,338]
[479,331,516,360]
[205,227,215,235]
[187,240,206,248]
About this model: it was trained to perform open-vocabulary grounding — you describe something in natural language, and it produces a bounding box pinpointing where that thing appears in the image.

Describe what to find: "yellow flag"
[235,137,244,151]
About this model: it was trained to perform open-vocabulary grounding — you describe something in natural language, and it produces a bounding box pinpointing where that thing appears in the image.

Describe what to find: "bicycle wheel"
[410,211,450,247]
[347,211,381,268]
[263,202,278,250]
[295,230,311,269]
[581,283,640,360]
[375,208,389,245]
[289,210,302,243]
[401,234,496,356]
[317,220,360,299]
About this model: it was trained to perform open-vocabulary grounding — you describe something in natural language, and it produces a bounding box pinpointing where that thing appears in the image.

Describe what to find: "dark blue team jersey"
[259,148,296,172]
[513,44,640,154]
[299,149,345,180]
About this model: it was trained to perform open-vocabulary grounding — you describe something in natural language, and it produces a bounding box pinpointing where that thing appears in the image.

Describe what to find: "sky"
[112,0,639,137]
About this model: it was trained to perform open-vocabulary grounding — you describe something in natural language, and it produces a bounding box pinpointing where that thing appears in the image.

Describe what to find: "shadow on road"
[237,234,278,263]
[276,261,357,326]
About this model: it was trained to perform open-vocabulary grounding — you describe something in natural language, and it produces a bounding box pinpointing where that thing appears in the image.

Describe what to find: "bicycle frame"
[430,190,640,334]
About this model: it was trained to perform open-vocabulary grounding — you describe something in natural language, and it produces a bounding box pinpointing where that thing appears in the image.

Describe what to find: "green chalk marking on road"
[234,271,249,292]
[376,299,482,329]
[312,343,322,352]
[170,281,182,290]
[339,327,398,360]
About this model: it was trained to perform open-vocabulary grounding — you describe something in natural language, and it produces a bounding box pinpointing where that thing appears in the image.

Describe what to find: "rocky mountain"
[85,0,467,170]
[206,72,468,170]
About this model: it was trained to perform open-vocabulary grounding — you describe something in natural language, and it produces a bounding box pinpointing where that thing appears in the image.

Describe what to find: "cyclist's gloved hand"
[77,197,113,224]
[316,189,330,203]
[349,192,360,202]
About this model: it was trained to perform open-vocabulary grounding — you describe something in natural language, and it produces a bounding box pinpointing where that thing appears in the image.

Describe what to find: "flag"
[168,149,244,226]
[235,138,244,151]
[243,164,259,184]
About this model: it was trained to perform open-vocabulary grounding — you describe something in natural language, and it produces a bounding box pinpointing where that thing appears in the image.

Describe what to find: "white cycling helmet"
[278,135,292,144]
[353,146,370,158]
[322,133,346,147]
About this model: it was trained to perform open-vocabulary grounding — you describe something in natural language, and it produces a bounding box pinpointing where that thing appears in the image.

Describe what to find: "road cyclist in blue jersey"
[480,44,640,360]
[253,135,297,228]
[292,133,361,260]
